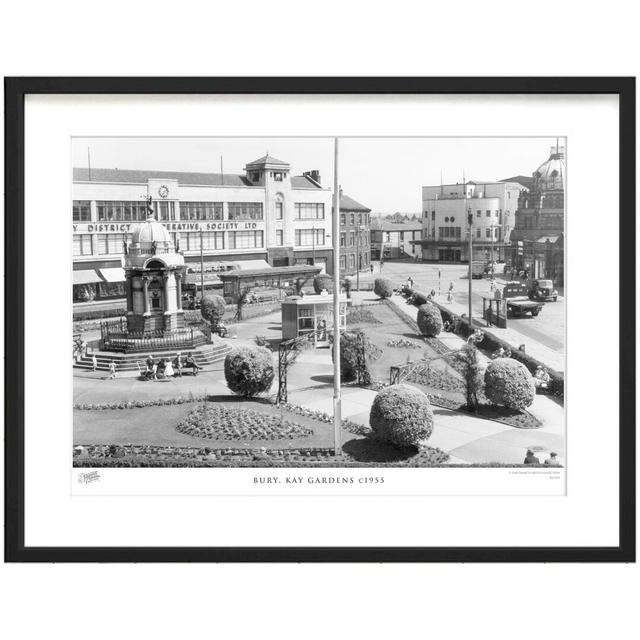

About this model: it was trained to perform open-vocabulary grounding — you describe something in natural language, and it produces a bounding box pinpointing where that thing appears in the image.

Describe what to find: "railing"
[101,328,205,353]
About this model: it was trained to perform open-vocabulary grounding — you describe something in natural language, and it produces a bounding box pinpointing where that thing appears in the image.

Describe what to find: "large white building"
[72,154,335,304]
[418,181,524,263]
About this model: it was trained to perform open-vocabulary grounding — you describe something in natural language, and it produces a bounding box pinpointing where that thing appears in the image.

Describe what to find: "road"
[356,260,565,355]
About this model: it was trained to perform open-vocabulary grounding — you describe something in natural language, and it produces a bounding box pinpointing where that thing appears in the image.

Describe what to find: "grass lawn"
[347,300,542,429]
[73,395,450,467]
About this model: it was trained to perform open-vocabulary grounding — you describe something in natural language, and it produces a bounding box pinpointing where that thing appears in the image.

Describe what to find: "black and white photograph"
[71,136,566,474]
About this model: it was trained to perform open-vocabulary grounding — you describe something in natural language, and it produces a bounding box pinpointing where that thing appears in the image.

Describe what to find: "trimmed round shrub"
[313,274,334,294]
[416,303,443,337]
[224,346,275,397]
[369,384,434,447]
[374,277,394,299]
[332,330,381,384]
[200,294,226,326]
[484,359,535,410]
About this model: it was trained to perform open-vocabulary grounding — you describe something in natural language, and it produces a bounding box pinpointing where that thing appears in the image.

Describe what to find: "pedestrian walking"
[447,281,454,303]
[407,276,414,289]
[92,354,98,372]
[108,360,117,379]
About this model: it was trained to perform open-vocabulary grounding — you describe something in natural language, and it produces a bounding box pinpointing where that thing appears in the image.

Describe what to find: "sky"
[72,137,563,213]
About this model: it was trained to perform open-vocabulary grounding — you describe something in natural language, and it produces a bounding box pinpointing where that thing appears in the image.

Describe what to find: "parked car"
[529,279,558,302]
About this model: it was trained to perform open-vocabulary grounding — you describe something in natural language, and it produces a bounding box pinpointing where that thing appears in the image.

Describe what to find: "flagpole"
[332,137,342,456]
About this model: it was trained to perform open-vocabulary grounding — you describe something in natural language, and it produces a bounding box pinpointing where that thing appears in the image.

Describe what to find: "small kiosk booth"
[281,293,350,348]
[481,290,508,328]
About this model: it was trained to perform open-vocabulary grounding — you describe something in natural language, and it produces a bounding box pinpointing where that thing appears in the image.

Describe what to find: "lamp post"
[200,228,204,300]
[331,138,341,455]
[468,206,473,330]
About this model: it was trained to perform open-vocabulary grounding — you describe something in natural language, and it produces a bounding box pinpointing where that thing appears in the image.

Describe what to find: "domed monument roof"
[533,145,565,192]
[125,198,184,269]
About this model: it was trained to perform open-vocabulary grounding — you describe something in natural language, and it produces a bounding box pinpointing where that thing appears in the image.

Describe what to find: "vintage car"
[529,279,558,302]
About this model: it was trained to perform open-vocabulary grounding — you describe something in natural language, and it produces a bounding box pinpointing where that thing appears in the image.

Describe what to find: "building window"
[340,255,346,269]
[229,230,263,249]
[431,211,435,220]
[349,232,355,246]
[486,210,491,217]
[340,232,346,247]
[156,201,176,221]
[348,254,356,269]
[73,234,92,256]
[294,203,325,220]
[438,227,462,239]
[358,213,363,225]
[73,201,91,222]
[251,172,260,182]
[97,201,148,222]
[295,228,325,247]
[486,228,491,238]
[275,202,283,220]
[272,172,284,181]
[400,232,405,241]
[476,228,481,238]
[349,213,355,225]
[340,213,346,225]
[228,202,263,220]
[276,229,283,246]
[181,202,222,221]
[97,233,127,255]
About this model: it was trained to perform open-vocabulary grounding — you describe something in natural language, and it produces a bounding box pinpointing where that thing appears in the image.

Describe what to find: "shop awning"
[99,267,126,282]
[73,270,102,285]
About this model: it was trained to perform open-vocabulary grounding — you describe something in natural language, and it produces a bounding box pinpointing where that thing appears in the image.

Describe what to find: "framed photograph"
[5,77,635,562]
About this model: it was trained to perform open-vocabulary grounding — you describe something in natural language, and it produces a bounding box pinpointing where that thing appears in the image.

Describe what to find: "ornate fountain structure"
[99,198,210,354]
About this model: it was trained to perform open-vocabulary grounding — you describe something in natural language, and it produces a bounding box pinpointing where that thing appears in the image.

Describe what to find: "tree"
[450,343,483,412]
[416,303,443,337]
[369,384,434,448]
[200,294,226,328]
[313,274,334,295]
[484,359,536,410]
[224,345,275,397]
[374,277,394,299]
[332,329,382,384]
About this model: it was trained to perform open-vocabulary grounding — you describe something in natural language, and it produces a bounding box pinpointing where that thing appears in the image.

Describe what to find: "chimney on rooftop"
[303,169,321,185]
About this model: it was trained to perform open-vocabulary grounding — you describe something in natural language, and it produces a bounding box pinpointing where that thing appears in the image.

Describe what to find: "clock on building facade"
[158,185,169,199]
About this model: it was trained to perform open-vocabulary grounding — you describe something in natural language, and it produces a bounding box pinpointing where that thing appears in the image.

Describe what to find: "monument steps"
[74,343,232,372]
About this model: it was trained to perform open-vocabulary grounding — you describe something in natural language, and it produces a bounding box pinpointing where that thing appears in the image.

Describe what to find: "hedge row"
[408,289,564,401]
[73,307,127,322]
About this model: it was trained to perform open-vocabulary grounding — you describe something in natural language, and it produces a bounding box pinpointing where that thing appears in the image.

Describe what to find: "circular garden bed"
[175,404,314,440]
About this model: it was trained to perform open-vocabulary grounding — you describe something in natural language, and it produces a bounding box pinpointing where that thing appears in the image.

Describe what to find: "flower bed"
[73,443,450,467]
[386,338,423,349]
[175,404,314,440]
[346,307,383,325]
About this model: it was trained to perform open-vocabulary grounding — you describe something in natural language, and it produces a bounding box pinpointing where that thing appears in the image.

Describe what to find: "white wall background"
[1,2,638,640]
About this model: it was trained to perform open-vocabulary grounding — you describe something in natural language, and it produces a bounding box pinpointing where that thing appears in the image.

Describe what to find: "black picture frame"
[4,77,636,563]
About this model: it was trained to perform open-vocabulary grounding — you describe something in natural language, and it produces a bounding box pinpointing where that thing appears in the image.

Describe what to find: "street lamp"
[467,207,473,330]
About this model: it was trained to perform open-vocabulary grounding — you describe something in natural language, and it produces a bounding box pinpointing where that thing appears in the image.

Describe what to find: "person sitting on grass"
[443,319,452,332]
[524,449,540,464]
